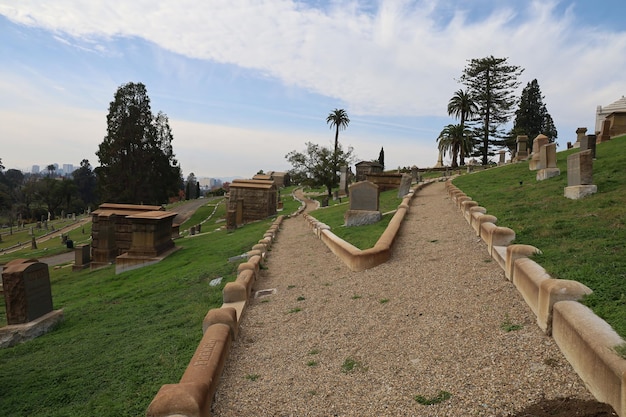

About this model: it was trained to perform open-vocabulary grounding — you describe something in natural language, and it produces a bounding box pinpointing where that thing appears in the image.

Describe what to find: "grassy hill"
[0,192,302,417]
[452,135,626,338]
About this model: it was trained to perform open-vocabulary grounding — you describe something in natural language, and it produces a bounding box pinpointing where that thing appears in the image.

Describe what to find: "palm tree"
[447,89,478,165]
[437,124,471,168]
[326,108,350,186]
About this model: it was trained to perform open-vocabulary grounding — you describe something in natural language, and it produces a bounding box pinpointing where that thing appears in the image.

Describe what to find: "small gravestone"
[2,260,53,324]
[397,174,412,198]
[73,245,91,271]
[536,142,560,181]
[1,259,64,347]
[321,197,329,207]
[580,134,597,159]
[344,181,381,227]
[498,150,506,165]
[564,150,597,199]
[411,165,418,182]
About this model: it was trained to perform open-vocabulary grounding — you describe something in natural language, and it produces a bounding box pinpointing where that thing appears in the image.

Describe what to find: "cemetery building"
[355,161,383,182]
[227,179,277,229]
[595,96,626,134]
[91,203,167,267]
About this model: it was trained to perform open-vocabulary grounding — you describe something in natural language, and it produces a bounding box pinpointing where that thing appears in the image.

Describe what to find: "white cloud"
[1,0,625,172]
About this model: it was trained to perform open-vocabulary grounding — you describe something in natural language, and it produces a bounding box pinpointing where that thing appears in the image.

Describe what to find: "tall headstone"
[580,134,597,159]
[2,259,53,325]
[574,127,587,148]
[344,181,381,227]
[536,143,560,181]
[529,134,549,170]
[339,166,349,196]
[397,174,412,198]
[410,165,418,182]
[498,150,506,165]
[564,150,597,199]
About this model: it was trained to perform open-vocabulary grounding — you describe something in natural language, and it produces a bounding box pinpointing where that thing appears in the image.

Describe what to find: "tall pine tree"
[96,82,181,204]
[460,56,524,165]
[511,79,558,150]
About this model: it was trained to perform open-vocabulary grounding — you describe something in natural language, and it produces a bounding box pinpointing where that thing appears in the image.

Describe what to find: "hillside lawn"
[0,191,302,417]
[452,135,626,339]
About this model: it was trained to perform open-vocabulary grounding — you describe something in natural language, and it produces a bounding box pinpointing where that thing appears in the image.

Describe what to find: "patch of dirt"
[500,397,617,417]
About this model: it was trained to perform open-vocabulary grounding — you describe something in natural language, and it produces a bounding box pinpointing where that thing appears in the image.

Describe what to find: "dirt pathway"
[212,182,613,416]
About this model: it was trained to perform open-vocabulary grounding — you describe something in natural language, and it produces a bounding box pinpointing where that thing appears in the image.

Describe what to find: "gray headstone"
[567,150,593,186]
[397,174,411,198]
[540,142,558,169]
[580,134,597,159]
[349,181,379,211]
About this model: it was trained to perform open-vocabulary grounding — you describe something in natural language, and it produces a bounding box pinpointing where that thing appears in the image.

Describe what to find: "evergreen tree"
[460,56,524,165]
[378,147,385,170]
[72,159,97,207]
[96,82,181,204]
[512,79,558,149]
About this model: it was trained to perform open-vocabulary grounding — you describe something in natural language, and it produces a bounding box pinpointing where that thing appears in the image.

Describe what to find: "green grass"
[340,357,367,373]
[0,214,276,416]
[452,135,626,338]
[500,314,523,332]
[177,198,225,233]
[414,390,452,405]
[0,217,93,264]
[309,188,403,249]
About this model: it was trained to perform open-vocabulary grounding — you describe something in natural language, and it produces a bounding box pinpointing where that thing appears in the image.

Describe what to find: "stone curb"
[302,181,434,272]
[446,180,626,416]
[146,215,285,417]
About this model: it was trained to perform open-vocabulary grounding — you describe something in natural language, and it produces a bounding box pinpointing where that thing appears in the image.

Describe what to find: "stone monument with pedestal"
[513,135,529,162]
[564,150,597,199]
[344,181,381,227]
[574,127,587,148]
[1,259,64,348]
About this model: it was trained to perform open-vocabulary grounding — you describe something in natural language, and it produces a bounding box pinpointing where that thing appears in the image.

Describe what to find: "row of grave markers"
[512,130,598,200]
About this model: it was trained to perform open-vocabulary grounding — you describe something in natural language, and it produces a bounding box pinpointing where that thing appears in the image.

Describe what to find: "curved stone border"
[301,181,433,272]
[446,180,626,416]
[146,215,285,417]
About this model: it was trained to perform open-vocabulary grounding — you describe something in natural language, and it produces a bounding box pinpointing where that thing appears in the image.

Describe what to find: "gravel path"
[212,181,596,416]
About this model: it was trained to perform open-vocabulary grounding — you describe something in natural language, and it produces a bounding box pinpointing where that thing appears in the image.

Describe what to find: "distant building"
[596,96,626,133]
[63,164,74,175]
[32,165,40,174]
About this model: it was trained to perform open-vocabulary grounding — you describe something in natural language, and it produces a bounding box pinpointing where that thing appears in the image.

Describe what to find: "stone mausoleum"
[227,179,277,229]
[91,203,176,269]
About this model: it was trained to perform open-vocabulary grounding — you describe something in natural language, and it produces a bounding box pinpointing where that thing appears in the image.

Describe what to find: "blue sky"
[1,0,625,178]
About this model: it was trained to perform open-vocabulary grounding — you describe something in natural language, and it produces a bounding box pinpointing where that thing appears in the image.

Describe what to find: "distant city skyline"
[1,1,625,178]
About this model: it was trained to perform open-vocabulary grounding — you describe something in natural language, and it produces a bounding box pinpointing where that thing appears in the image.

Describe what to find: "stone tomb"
[227,180,277,229]
[355,161,383,182]
[366,173,402,192]
[344,181,381,227]
[91,203,163,268]
[536,143,560,181]
[115,210,178,274]
[1,259,64,347]
[565,150,597,199]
